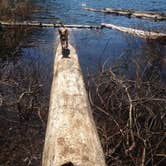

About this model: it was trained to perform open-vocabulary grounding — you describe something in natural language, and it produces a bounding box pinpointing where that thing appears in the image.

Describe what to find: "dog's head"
[58,28,68,49]
[58,28,68,38]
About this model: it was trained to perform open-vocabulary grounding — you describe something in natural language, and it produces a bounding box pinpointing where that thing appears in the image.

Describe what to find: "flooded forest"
[0,0,166,166]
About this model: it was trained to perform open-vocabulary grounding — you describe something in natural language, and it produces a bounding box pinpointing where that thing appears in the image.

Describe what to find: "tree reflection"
[142,41,166,82]
[0,0,36,21]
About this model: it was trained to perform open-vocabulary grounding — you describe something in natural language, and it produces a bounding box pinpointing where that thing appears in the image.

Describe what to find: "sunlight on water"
[81,3,87,7]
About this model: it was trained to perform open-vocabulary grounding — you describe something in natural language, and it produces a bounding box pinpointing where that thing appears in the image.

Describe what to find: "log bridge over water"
[42,42,106,166]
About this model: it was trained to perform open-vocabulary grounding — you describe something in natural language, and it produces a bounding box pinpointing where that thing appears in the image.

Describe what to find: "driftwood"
[102,23,166,42]
[84,7,166,21]
[1,21,165,43]
[0,21,100,29]
[42,42,106,166]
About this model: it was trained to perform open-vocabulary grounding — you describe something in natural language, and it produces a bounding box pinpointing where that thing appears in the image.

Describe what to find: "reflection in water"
[0,26,34,61]
[0,0,40,61]
[0,0,37,21]
[142,41,166,82]
[109,38,166,83]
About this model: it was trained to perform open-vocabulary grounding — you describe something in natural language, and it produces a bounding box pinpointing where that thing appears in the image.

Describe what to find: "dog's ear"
[58,29,62,34]
[64,29,68,34]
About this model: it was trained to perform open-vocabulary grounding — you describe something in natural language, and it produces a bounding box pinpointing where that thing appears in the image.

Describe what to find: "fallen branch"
[102,23,166,42]
[84,7,166,21]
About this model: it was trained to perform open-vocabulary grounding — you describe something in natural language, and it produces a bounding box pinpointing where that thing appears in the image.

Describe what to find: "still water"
[29,0,166,74]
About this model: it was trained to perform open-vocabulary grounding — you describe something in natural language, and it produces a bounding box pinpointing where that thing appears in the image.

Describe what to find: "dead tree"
[42,43,106,166]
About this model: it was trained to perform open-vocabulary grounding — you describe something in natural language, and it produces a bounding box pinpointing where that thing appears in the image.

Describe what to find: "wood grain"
[42,43,106,166]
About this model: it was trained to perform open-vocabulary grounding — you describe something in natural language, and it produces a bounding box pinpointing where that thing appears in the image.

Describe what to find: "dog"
[58,28,68,49]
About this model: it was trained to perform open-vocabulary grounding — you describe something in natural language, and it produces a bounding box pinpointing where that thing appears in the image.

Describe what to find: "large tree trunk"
[42,43,106,166]
[84,7,166,21]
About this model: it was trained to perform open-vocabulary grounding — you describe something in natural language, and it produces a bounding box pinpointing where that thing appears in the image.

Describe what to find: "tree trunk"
[42,43,106,166]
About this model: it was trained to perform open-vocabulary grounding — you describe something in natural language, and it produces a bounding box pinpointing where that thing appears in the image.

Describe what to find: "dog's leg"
[66,36,68,48]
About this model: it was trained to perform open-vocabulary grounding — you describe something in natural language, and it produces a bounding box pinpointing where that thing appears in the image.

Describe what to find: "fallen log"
[84,7,166,21]
[1,20,165,43]
[102,23,166,42]
[0,21,100,29]
[42,42,106,166]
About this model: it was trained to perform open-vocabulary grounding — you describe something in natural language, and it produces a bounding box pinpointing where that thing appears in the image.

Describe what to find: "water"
[33,0,166,31]
[25,0,165,76]
[1,0,166,78]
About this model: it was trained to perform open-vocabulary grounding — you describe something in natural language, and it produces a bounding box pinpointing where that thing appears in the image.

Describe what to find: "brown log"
[42,42,106,166]
[102,23,166,41]
[84,7,166,21]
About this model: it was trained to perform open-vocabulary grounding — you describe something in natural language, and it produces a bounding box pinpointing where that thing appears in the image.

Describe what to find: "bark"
[42,43,106,166]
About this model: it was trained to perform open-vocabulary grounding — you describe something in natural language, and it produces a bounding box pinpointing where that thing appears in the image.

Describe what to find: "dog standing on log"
[58,27,69,49]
